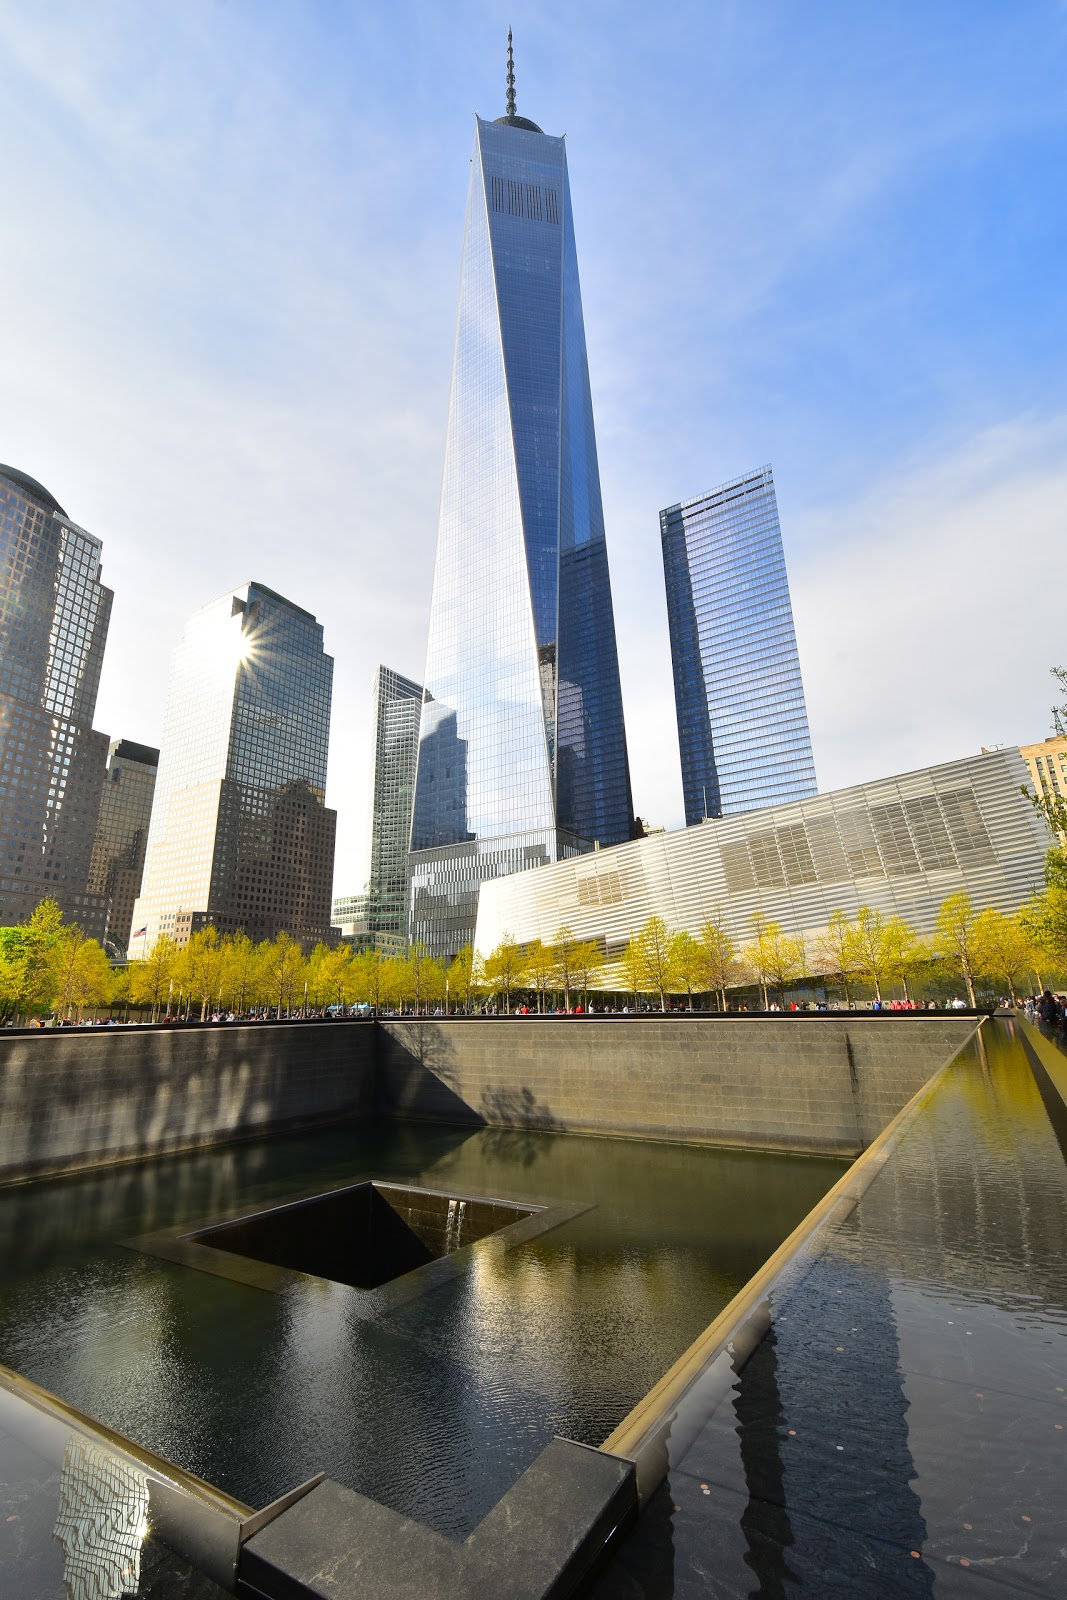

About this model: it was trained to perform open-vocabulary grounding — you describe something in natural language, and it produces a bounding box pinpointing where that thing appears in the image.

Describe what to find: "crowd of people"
[1022,990,1067,1031]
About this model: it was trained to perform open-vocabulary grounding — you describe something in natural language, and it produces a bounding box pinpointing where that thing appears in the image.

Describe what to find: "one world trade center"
[409,39,634,960]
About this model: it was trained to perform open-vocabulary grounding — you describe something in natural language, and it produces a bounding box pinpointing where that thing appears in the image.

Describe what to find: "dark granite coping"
[124,1177,592,1313]
[238,1439,637,1600]
[599,1024,980,1500]
[0,1010,995,1042]
[1017,1020,1067,1158]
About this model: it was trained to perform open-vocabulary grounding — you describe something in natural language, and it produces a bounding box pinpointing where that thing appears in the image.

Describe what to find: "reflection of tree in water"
[480,1086,564,1131]
[478,1123,560,1169]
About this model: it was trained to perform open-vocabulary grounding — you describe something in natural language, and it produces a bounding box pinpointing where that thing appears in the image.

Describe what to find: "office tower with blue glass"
[661,466,817,825]
[0,465,112,937]
[130,582,338,955]
[409,39,634,960]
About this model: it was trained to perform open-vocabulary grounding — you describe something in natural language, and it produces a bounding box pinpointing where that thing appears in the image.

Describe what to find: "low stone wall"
[377,1016,981,1157]
[0,1021,375,1183]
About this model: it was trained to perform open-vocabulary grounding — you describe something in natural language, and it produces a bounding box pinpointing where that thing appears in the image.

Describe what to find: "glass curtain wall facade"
[367,665,422,953]
[87,738,159,956]
[662,466,817,824]
[131,582,338,955]
[410,107,633,961]
[0,466,112,937]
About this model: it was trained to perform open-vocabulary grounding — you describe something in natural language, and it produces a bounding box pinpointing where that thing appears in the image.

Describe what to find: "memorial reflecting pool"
[0,1115,845,1538]
[593,1020,1067,1598]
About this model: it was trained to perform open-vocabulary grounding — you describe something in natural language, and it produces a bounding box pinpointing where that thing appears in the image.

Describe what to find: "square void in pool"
[188,1183,537,1291]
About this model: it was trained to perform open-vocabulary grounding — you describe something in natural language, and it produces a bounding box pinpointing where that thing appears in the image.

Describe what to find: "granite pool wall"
[0,1015,980,1183]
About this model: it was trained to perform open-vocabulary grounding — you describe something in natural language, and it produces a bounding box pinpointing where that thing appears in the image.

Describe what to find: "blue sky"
[2,0,1066,890]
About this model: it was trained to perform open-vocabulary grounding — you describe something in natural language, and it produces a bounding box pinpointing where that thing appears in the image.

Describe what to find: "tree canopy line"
[1,855,1064,1023]
[1,666,1064,1023]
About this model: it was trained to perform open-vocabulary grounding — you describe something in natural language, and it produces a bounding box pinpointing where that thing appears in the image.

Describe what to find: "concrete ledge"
[239,1438,636,1600]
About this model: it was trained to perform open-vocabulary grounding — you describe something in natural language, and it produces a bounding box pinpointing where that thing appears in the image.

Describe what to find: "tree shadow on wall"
[476,1087,565,1168]
[386,1020,461,1088]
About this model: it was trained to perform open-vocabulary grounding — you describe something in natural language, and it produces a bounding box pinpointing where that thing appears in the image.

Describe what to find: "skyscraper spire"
[506,27,516,118]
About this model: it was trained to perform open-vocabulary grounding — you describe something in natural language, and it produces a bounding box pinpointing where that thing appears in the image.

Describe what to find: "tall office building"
[130,582,338,954]
[409,39,634,960]
[661,465,817,825]
[0,465,112,937]
[87,738,159,955]
[367,665,422,952]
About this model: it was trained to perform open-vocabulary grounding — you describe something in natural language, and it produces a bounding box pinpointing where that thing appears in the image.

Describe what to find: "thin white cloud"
[792,413,1067,791]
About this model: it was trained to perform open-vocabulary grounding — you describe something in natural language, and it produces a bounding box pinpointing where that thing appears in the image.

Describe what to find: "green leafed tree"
[668,930,703,1011]
[974,907,1035,1004]
[259,932,306,1018]
[745,912,805,1009]
[813,909,859,1005]
[570,938,603,1007]
[845,906,893,1003]
[223,932,262,1015]
[930,892,987,1007]
[697,913,740,1011]
[127,934,177,1022]
[483,934,526,1013]
[180,927,228,1020]
[446,944,480,1015]
[522,938,552,1014]
[635,916,675,1013]
[618,934,645,1007]
[880,915,924,1003]
[1021,849,1067,984]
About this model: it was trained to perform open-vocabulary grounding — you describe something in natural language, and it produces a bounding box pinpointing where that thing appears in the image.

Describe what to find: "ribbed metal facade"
[475,748,1053,968]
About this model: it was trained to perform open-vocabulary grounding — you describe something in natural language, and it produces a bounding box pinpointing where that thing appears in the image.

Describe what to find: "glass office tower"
[409,83,633,960]
[87,738,159,956]
[661,466,817,825]
[131,582,338,955]
[367,665,422,952]
[0,465,112,936]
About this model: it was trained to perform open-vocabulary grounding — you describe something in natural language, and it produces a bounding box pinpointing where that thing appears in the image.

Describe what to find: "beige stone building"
[1019,736,1067,843]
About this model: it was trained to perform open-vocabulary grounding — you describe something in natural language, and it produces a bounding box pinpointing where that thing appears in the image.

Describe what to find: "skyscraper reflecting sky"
[409,44,633,960]
[0,465,112,937]
[131,581,337,954]
[661,466,817,824]
[87,737,158,956]
[367,664,422,953]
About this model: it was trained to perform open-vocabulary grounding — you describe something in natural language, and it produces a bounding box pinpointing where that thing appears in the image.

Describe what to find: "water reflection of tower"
[409,697,472,850]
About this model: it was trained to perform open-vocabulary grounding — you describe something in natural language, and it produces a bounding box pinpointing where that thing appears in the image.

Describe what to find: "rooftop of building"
[112,738,161,768]
[0,464,67,518]
[491,113,544,133]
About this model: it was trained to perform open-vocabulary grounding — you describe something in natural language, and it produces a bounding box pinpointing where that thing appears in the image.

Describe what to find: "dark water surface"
[594,1020,1067,1598]
[0,1115,845,1540]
